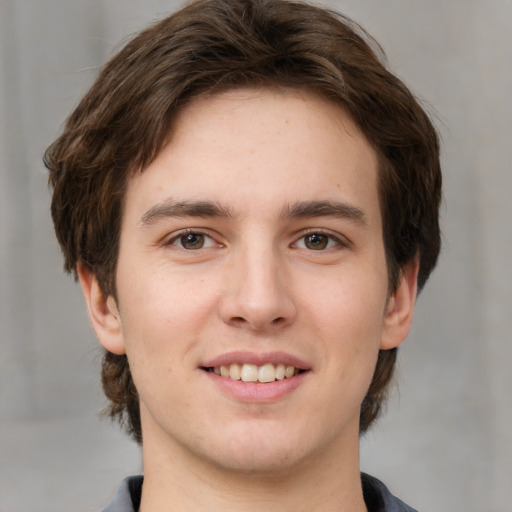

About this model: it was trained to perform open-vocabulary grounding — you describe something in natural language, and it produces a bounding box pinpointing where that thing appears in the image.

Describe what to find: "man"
[45,0,441,510]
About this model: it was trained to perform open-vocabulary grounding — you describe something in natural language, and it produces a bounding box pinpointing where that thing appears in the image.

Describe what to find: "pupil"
[307,234,327,250]
[183,233,203,249]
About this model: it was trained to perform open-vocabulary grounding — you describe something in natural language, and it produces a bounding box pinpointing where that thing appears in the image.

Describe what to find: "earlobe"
[77,263,126,355]
[380,258,419,350]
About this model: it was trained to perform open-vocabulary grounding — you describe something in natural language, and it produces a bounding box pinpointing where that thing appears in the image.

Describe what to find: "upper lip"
[202,351,311,370]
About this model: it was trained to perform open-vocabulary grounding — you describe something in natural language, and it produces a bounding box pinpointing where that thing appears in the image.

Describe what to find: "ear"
[380,258,419,350]
[77,263,126,355]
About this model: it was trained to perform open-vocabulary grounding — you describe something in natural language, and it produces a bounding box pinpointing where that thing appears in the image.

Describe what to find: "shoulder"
[101,473,416,512]
[362,473,419,512]
[101,475,143,512]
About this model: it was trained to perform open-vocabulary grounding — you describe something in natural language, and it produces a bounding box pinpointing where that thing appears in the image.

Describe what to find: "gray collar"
[101,473,418,512]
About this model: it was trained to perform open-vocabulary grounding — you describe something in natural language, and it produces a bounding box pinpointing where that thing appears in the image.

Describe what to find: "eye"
[295,232,342,251]
[168,231,217,250]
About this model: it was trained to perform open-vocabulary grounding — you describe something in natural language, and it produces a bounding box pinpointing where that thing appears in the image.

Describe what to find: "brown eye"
[179,233,205,249]
[168,231,218,251]
[304,233,329,250]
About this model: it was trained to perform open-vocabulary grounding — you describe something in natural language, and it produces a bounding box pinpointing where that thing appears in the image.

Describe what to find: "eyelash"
[164,228,348,252]
[164,229,219,250]
[292,229,348,251]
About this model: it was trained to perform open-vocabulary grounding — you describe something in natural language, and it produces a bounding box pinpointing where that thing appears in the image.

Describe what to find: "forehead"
[123,87,381,227]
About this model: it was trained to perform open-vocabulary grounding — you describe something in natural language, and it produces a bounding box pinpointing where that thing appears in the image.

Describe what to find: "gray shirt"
[101,473,418,511]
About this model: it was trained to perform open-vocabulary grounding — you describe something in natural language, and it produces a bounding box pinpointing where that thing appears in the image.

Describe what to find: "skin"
[79,88,418,512]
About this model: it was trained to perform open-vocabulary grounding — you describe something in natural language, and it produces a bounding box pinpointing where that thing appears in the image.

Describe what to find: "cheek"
[116,265,221,357]
[302,268,389,393]
[306,272,388,339]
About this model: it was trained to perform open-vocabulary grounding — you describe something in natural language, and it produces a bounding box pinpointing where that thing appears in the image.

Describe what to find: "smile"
[206,363,302,383]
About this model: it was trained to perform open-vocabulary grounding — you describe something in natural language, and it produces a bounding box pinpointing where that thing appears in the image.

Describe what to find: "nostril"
[272,317,285,324]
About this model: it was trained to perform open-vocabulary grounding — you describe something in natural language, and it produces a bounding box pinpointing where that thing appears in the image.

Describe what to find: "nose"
[218,245,297,332]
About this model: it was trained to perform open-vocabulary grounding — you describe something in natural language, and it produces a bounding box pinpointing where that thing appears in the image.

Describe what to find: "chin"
[207,446,307,476]
[199,425,318,476]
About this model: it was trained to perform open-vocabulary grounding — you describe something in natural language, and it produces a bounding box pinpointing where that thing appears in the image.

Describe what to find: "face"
[83,88,416,476]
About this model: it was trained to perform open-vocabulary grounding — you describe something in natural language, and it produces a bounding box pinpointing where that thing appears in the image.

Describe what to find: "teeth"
[241,364,259,382]
[212,363,300,383]
[229,363,241,380]
[258,363,275,383]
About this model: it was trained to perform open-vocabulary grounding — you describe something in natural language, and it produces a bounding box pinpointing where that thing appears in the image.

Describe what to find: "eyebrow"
[139,198,368,228]
[139,199,234,226]
[281,200,369,227]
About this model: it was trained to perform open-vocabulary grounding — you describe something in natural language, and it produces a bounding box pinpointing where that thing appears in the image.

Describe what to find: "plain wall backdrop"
[1,1,511,511]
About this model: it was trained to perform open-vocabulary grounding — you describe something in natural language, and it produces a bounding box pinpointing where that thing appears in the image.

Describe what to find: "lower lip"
[203,371,309,403]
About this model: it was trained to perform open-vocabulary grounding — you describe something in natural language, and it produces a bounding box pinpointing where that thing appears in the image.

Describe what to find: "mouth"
[202,363,306,383]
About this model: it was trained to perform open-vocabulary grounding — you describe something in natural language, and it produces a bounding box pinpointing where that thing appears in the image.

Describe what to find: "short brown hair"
[45,0,441,444]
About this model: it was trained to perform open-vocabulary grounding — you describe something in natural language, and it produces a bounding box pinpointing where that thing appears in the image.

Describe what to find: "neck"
[139,422,367,512]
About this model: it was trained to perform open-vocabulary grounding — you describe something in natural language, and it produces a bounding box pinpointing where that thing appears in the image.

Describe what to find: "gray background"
[1,1,511,511]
